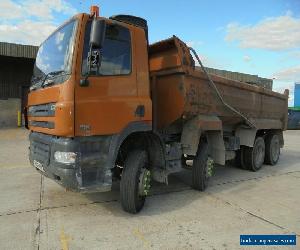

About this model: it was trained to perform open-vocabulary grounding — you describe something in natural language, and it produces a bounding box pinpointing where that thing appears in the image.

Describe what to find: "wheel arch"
[266,129,284,148]
[107,121,166,169]
[181,115,225,165]
[236,127,284,148]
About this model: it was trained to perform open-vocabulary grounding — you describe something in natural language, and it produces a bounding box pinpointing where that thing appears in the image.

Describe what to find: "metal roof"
[0,42,38,59]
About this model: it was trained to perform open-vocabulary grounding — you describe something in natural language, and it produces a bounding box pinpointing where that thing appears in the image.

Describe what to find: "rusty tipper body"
[27,6,289,213]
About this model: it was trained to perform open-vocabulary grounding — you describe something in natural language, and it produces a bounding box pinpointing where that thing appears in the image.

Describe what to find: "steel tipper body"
[149,36,288,172]
[26,6,289,213]
[149,37,288,131]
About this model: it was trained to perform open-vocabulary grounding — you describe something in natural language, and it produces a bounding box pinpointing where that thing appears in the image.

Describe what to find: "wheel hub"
[206,157,214,177]
[138,169,151,196]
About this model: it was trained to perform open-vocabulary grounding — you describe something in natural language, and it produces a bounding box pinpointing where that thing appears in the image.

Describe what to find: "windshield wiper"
[30,76,44,91]
[41,70,66,88]
[30,70,67,91]
[31,75,42,84]
[30,80,43,91]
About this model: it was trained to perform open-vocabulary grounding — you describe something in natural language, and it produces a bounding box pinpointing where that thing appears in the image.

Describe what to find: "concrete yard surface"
[0,129,299,249]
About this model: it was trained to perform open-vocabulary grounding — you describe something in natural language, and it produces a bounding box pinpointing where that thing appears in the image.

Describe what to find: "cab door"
[75,20,140,136]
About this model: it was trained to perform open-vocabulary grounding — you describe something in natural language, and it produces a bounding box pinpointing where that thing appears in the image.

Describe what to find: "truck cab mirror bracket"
[81,18,106,87]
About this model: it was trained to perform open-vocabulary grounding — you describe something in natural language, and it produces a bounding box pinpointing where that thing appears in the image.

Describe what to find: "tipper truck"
[26,6,289,213]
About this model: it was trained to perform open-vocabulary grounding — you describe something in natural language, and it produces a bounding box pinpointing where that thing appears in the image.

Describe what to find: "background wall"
[0,54,35,128]
[0,98,21,127]
[0,56,34,99]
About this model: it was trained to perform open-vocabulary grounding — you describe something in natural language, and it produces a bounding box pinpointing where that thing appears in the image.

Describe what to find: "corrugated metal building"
[0,42,38,127]
[288,108,300,129]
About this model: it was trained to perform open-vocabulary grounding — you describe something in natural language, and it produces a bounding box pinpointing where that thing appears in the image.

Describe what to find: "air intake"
[109,15,148,30]
[109,15,148,43]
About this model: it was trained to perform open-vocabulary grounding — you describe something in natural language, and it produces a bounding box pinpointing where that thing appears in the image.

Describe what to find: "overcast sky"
[0,0,299,106]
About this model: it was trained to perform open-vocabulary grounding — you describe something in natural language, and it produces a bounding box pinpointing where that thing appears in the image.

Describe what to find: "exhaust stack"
[90,5,99,17]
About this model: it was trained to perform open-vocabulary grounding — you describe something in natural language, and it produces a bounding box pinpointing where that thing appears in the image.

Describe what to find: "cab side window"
[82,21,131,76]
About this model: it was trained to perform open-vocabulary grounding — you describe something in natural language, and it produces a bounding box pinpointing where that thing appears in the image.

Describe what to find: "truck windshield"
[31,20,77,90]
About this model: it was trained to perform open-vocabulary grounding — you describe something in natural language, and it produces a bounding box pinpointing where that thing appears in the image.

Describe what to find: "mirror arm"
[80,16,106,87]
[80,37,94,87]
[87,45,93,75]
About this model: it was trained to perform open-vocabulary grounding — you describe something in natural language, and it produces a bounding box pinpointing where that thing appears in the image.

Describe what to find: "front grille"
[28,103,56,117]
[30,139,50,166]
[29,121,55,129]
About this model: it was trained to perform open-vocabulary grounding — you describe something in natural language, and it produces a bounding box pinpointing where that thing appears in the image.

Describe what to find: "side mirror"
[80,19,106,87]
[90,19,106,49]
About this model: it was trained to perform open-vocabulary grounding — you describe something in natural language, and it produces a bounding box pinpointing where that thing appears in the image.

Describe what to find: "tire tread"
[120,150,147,213]
[243,137,265,172]
[192,141,209,191]
[264,133,280,165]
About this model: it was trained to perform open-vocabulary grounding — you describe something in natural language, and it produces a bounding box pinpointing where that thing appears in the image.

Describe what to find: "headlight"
[54,151,76,164]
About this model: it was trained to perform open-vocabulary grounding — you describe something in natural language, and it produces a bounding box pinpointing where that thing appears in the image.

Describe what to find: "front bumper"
[29,132,113,193]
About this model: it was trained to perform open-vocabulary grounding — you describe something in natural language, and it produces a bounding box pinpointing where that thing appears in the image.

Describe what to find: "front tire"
[243,137,265,171]
[120,150,149,214]
[192,140,211,191]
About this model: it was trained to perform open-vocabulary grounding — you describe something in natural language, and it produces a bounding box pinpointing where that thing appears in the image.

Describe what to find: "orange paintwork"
[152,74,185,128]
[28,76,75,136]
[149,36,194,73]
[74,15,152,136]
[28,13,152,137]
[90,5,99,17]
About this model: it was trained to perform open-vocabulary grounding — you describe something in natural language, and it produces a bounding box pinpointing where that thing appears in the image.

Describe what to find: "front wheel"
[120,150,151,214]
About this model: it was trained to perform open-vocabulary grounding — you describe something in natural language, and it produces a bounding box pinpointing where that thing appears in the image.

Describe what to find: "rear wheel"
[243,137,265,171]
[120,150,151,214]
[234,147,248,170]
[192,140,213,191]
[264,133,280,165]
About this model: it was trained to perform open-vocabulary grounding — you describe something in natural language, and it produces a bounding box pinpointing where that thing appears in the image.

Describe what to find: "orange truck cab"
[27,6,288,213]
